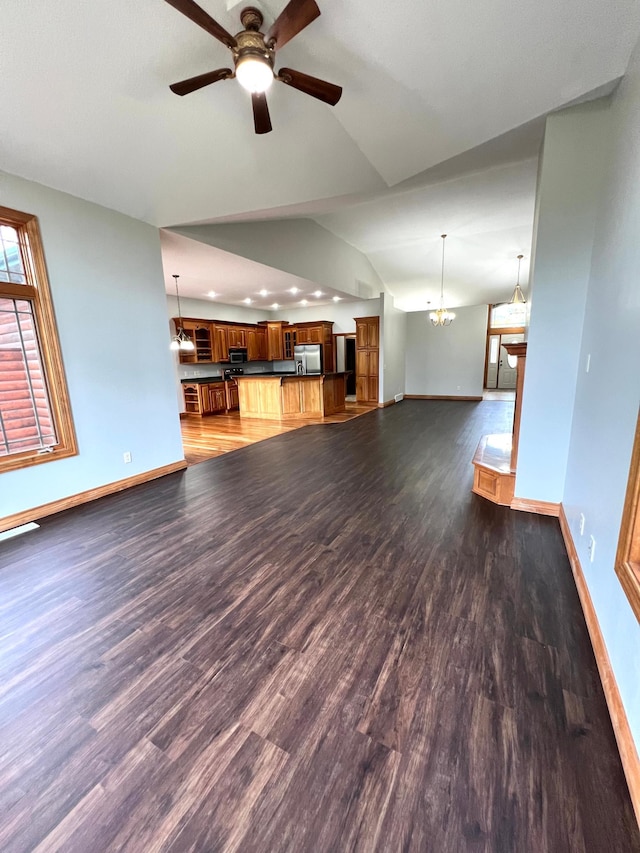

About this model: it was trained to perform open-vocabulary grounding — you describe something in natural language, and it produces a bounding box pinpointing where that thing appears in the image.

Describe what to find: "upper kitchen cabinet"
[356,317,379,350]
[174,319,213,364]
[246,327,267,361]
[227,327,246,348]
[261,321,288,361]
[212,324,230,363]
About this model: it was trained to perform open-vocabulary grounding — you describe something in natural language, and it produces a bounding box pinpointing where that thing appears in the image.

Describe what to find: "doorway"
[485,332,525,389]
[345,337,356,396]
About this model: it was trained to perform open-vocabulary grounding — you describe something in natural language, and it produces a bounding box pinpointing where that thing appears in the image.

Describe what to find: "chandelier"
[169,274,195,352]
[430,234,455,327]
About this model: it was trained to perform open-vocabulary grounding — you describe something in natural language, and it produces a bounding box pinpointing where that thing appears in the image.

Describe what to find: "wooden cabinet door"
[246,329,259,361]
[356,321,368,349]
[367,319,379,348]
[267,323,283,361]
[257,328,268,361]
[368,349,379,376]
[199,384,213,414]
[227,327,246,348]
[356,349,369,376]
[213,325,229,362]
[282,328,297,360]
[296,327,311,344]
[309,326,322,343]
[368,376,379,402]
[225,381,239,410]
[209,385,226,413]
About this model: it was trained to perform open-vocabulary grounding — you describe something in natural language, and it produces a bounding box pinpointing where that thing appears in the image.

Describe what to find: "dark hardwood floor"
[1,400,638,852]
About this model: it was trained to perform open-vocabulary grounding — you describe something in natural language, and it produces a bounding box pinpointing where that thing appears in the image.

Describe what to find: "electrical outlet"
[588,535,596,563]
[123,451,132,464]
[579,513,585,536]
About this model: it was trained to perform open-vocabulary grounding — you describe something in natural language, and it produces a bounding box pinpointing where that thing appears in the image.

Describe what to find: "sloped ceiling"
[2,0,639,306]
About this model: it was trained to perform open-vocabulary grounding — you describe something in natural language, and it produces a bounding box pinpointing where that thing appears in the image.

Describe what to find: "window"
[0,205,76,473]
[615,411,640,623]
[490,301,527,328]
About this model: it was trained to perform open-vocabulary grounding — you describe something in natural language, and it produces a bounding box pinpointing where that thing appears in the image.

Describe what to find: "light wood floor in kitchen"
[180,401,377,464]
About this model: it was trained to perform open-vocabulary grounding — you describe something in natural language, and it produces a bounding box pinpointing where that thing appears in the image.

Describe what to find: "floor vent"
[0,522,40,543]
[395,393,404,403]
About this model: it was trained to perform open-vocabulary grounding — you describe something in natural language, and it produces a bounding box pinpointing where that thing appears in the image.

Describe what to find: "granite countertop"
[180,376,224,384]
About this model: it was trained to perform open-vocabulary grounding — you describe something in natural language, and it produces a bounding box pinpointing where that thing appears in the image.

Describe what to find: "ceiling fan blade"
[164,0,236,48]
[277,67,342,105]
[267,0,320,49]
[251,92,272,134]
[170,68,233,96]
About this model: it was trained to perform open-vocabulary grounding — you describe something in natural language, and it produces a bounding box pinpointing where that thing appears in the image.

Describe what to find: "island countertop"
[236,373,347,418]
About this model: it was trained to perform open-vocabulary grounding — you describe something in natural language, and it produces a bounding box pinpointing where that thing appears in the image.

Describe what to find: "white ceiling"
[2,0,640,309]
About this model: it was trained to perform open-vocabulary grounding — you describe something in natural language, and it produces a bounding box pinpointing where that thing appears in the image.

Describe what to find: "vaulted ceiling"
[3,0,640,308]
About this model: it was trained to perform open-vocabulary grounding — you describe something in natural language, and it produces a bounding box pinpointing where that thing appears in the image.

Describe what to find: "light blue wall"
[0,171,184,520]
[404,305,488,397]
[381,291,407,404]
[515,102,611,503]
[561,51,640,746]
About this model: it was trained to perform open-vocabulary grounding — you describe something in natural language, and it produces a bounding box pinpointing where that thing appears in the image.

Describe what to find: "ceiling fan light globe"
[236,56,273,93]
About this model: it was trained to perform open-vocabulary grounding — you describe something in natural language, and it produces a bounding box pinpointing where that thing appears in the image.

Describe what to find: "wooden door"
[497,333,524,389]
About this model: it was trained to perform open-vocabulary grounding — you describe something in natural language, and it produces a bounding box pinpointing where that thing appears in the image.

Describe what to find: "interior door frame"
[483,315,525,389]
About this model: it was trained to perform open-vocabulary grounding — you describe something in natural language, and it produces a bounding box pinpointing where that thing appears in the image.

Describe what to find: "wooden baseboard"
[0,460,188,534]
[404,394,483,401]
[511,497,560,516]
[559,505,640,826]
[379,399,396,408]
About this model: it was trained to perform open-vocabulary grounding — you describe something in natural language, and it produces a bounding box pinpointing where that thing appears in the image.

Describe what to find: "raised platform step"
[472,433,515,506]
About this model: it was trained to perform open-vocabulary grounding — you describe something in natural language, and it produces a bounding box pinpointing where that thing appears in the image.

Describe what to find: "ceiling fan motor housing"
[233,25,274,73]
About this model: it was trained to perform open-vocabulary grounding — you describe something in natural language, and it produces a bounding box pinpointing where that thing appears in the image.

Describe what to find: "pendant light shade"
[430,234,456,327]
[509,254,526,305]
[170,274,195,352]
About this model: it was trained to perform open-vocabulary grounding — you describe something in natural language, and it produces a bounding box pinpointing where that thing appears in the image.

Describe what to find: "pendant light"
[509,254,526,304]
[430,234,456,327]
[169,274,195,352]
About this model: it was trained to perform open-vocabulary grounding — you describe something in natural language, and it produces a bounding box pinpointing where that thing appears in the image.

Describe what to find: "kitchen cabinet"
[174,320,213,364]
[283,326,297,359]
[355,316,379,403]
[225,380,239,410]
[246,327,265,361]
[356,317,379,349]
[227,327,246,348]
[212,325,229,363]
[265,322,285,361]
[182,382,226,415]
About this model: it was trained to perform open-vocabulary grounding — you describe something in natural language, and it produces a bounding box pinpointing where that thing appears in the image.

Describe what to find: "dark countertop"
[182,372,349,384]
[180,377,224,384]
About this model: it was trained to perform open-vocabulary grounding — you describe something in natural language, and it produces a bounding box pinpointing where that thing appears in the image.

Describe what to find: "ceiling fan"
[164,0,342,134]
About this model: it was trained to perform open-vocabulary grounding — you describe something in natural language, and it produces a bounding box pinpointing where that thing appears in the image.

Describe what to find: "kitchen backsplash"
[177,360,295,379]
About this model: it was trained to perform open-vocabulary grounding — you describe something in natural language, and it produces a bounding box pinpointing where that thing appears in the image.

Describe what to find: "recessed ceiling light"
[207,291,217,298]
[313,290,323,297]
[272,302,279,310]
[289,287,299,294]
[259,289,268,297]
[244,297,252,304]
[301,299,308,306]
[332,296,341,302]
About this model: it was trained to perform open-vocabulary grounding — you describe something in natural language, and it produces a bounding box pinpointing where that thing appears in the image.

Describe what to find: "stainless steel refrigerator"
[294,344,322,375]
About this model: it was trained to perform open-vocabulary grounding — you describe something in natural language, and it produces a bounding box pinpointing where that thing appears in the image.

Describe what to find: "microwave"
[228,347,247,363]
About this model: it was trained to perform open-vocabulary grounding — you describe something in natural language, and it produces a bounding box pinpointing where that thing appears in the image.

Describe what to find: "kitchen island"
[236,373,347,419]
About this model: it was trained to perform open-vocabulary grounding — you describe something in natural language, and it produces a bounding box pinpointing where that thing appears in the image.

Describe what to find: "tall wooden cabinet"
[355,316,379,403]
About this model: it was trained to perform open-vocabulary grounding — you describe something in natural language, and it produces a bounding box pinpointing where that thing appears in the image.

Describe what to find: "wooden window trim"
[0,205,77,473]
[615,411,640,623]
